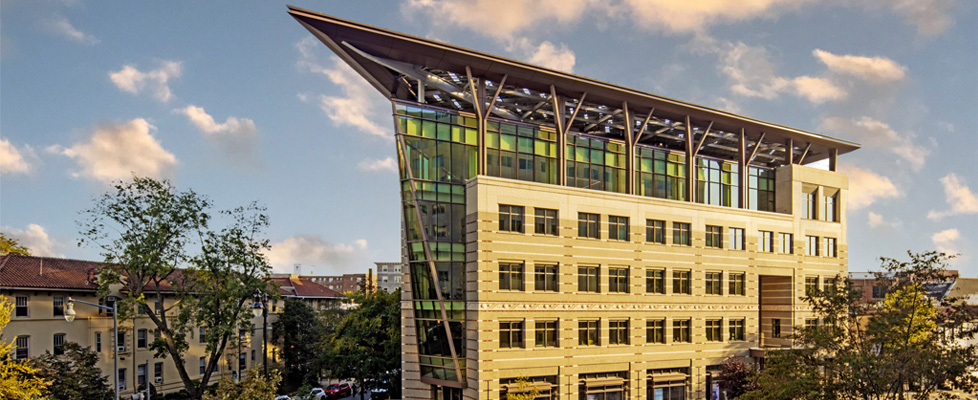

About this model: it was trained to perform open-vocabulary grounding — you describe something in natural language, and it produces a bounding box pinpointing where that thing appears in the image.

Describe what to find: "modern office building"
[290,6,857,400]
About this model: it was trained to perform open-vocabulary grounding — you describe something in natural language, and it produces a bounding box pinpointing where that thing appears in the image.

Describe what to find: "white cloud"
[296,38,389,139]
[840,165,901,210]
[618,0,811,34]
[813,49,906,84]
[718,42,789,100]
[403,0,589,40]
[0,138,34,174]
[109,61,182,102]
[179,105,260,163]
[931,228,960,255]
[820,117,928,170]
[358,157,398,173]
[927,173,978,220]
[791,76,847,103]
[48,118,177,183]
[881,0,955,38]
[867,211,902,229]
[1,224,63,257]
[266,235,370,275]
[44,15,98,45]
[525,41,576,73]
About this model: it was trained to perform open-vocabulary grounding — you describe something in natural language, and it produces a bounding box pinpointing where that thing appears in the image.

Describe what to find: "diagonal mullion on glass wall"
[395,131,465,384]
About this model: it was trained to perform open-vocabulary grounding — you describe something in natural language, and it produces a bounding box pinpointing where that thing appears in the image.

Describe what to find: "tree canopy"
[272,298,324,392]
[31,342,112,400]
[78,176,272,400]
[323,289,401,399]
[0,232,30,255]
[742,251,978,400]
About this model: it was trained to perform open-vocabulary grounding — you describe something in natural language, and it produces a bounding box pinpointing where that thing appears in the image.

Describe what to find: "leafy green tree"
[0,232,30,255]
[743,251,978,400]
[0,295,48,400]
[203,368,281,400]
[272,299,324,392]
[323,289,401,400]
[78,177,272,400]
[31,342,112,400]
[505,376,541,400]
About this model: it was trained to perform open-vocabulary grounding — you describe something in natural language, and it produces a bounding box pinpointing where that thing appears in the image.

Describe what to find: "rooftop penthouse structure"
[289,6,858,400]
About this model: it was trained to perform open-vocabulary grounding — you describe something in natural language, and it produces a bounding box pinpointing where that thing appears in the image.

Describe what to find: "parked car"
[324,382,354,398]
[274,396,291,400]
[309,388,327,399]
[369,388,389,400]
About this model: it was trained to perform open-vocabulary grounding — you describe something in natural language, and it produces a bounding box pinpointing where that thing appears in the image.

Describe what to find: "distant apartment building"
[376,262,404,293]
[849,270,959,304]
[0,254,343,397]
[307,272,374,294]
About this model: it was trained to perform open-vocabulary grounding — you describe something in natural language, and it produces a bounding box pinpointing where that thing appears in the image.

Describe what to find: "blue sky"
[2,1,976,277]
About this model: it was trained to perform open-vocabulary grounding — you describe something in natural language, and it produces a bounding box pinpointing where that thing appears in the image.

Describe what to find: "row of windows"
[498,317,748,348]
[498,263,747,296]
[498,205,840,257]
[803,189,840,222]
[10,295,285,318]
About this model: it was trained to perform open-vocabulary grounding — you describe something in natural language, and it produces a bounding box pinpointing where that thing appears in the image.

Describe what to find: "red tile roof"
[269,275,344,298]
[0,254,101,291]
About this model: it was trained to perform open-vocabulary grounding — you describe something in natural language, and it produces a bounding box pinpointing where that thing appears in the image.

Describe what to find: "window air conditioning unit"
[117,346,126,352]
[155,377,163,383]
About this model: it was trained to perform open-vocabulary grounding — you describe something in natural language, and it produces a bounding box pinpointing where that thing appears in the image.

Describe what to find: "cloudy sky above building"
[2,1,976,277]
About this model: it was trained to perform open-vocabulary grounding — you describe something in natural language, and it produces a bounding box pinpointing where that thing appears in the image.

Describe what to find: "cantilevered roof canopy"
[288,6,859,166]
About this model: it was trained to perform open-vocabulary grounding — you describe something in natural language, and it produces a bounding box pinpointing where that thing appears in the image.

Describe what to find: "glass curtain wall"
[396,102,471,383]
[485,120,558,184]
[635,147,687,201]
[696,157,739,208]
[566,134,627,193]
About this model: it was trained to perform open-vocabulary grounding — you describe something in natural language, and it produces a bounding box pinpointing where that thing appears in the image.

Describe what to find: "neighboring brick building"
[0,254,343,397]
[307,272,374,294]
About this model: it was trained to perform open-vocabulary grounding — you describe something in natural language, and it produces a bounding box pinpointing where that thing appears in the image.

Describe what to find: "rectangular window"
[239,353,246,371]
[499,262,525,291]
[825,238,837,257]
[500,321,524,348]
[672,270,690,294]
[706,319,722,342]
[705,272,722,295]
[705,225,723,249]
[824,277,836,293]
[15,296,28,317]
[53,333,65,355]
[804,190,817,219]
[155,300,163,315]
[119,368,126,390]
[728,227,745,250]
[578,212,600,239]
[728,273,745,296]
[499,205,525,233]
[672,319,691,343]
[578,320,599,346]
[805,318,818,330]
[608,216,629,241]
[535,321,558,348]
[199,327,206,344]
[155,362,163,380]
[646,319,665,344]
[806,235,820,256]
[872,285,887,299]
[534,208,558,236]
[199,357,206,375]
[15,336,29,359]
[95,332,102,353]
[778,233,793,254]
[758,231,773,252]
[138,365,146,388]
[609,320,629,345]
[646,219,666,244]
[609,267,628,293]
[646,269,665,294]
[117,332,125,352]
[805,277,819,296]
[534,264,558,292]
[138,329,147,348]
[772,319,782,338]
[53,296,64,316]
[672,222,690,246]
[729,319,745,341]
[824,193,837,222]
[578,266,599,293]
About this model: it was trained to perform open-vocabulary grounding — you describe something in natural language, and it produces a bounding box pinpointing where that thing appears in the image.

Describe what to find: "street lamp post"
[65,296,120,400]
[251,291,268,378]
